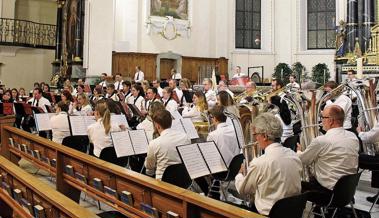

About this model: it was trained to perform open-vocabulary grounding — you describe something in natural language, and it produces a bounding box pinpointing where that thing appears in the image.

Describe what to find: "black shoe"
[367,194,379,204]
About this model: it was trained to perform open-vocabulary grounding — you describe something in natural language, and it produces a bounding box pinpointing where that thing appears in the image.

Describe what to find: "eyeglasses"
[321,116,332,119]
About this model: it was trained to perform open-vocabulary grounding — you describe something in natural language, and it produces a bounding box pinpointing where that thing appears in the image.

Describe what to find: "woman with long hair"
[136,101,165,141]
[128,84,145,111]
[217,90,240,118]
[50,101,70,144]
[61,90,74,114]
[73,93,93,115]
[90,86,104,103]
[182,91,208,122]
[161,87,178,112]
[11,88,19,102]
[269,95,293,142]
[87,100,124,157]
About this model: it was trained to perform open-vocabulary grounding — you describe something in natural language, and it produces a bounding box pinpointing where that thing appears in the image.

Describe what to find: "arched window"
[235,0,261,49]
[307,0,336,49]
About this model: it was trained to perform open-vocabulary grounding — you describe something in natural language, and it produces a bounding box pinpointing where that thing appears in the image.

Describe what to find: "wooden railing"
[0,155,99,218]
[1,126,263,218]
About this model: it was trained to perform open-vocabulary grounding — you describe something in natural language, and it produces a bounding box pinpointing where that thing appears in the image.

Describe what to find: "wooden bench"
[0,115,15,142]
[1,126,264,218]
[0,155,99,218]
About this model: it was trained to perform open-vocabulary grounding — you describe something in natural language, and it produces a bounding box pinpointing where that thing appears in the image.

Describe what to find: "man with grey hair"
[235,112,302,215]
[298,105,359,193]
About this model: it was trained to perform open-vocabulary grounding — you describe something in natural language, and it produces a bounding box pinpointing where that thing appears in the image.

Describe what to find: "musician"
[239,81,257,104]
[179,78,192,107]
[90,86,104,103]
[42,84,53,102]
[19,88,27,99]
[87,100,125,157]
[114,73,124,92]
[286,74,300,90]
[128,84,145,111]
[28,88,51,112]
[1,90,14,103]
[235,112,302,215]
[121,80,132,103]
[144,109,191,180]
[217,90,240,118]
[297,105,359,193]
[218,80,234,98]
[105,84,120,102]
[182,91,208,122]
[269,96,293,142]
[161,87,178,112]
[11,88,20,102]
[60,90,74,114]
[271,78,284,91]
[144,87,161,113]
[99,73,108,88]
[137,101,165,142]
[232,66,244,78]
[168,79,182,102]
[73,93,93,115]
[141,80,150,94]
[208,105,240,165]
[171,68,182,80]
[324,81,352,130]
[203,78,217,109]
[134,66,144,84]
[347,69,357,82]
[152,80,163,97]
[50,101,70,144]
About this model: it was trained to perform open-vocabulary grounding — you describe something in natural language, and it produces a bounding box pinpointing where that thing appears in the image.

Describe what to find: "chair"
[359,153,379,212]
[61,136,89,153]
[99,147,128,167]
[162,164,192,189]
[308,172,362,218]
[269,192,308,218]
[283,135,299,152]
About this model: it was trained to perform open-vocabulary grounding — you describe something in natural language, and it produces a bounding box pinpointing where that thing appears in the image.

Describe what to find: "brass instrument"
[242,141,259,174]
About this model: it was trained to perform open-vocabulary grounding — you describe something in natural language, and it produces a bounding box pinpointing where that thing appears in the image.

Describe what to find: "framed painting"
[150,0,189,20]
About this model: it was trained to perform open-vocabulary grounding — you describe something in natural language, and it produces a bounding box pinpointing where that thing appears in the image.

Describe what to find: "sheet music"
[84,116,96,127]
[129,129,149,154]
[111,114,130,128]
[69,116,87,136]
[177,144,209,179]
[111,131,135,157]
[231,118,245,148]
[198,142,228,174]
[170,110,182,120]
[181,118,199,139]
[34,113,53,131]
[172,119,186,134]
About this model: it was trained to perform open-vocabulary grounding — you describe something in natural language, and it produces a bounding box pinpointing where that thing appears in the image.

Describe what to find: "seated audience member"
[28,88,51,112]
[217,90,240,118]
[269,95,293,142]
[105,84,119,102]
[182,91,208,122]
[73,93,93,115]
[137,101,165,142]
[144,109,191,179]
[203,78,217,109]
[128,84,145,112]
[207,105,240,166]
[218,80,234,98]
[50,101,70,144]
[87,100,125,157]
[152,79,163,97]
[235,112,302,215]
[298,105,359,193]
[90,86,104,103]
[161,87,178,112]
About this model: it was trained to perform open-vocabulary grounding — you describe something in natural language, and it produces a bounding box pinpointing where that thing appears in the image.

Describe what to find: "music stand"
[127,104,143,117]
[182,90,194,103]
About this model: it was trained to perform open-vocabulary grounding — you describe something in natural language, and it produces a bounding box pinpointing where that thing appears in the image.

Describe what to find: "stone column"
[55,1,64,61]
[362,0,375,53]
[346,0,358,52]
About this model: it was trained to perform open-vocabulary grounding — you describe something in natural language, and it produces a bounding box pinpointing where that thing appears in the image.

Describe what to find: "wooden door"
[160,59,176,80]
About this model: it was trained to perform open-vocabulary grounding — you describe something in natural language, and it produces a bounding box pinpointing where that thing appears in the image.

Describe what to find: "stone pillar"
[55,1,64,61]
[346,0,358,52]
[362,0,375,53]
[74,0,84,62]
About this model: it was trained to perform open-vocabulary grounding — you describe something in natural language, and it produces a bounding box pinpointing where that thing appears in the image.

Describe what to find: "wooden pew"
[1,126,264,218]
[0,115,15,142]
[0,155,99,218]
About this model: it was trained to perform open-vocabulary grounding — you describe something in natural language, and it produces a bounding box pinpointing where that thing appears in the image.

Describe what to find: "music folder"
[68,115,96,136]
[0,103,14,115]
[111,114,130,129]
[127,104,144,117]
[176,141,228,179]
[111,129,149,157]
[172,118,199,139]
[33,112,55,132]
[227,116,245,149]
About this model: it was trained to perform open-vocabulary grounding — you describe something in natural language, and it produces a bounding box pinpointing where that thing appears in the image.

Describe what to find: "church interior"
[0,0,378,217]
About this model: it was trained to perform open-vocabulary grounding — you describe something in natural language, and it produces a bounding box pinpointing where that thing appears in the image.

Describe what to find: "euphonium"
[242,141,259,174]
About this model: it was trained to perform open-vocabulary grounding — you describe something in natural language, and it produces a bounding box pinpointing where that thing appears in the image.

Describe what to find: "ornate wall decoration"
[145,0,192,40]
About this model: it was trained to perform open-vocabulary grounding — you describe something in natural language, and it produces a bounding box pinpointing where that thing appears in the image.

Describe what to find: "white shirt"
[99,81,107,88]
[232,73,244,78]
[157,87,163,97]
[182,105,204,123]
[123,91,132,104]
[105,93,120,102]
[235,143,302,215]
[163,99,178,112]
[225,88,234,98]
[172,73,182,80]
[359,122,379,143]
[28,96,51,113]
[205,89,217,109]
[144,128,191,180]
[50,112,70,144]
[174,87,183,101]
[275,114,293,143]
[298,127,359,190]
[207,122,241,166]
[136,117,154,142]
[87,118,122,157]
[134,71,144,83]
[286,82,300,90]
[128,95,145,112]
[326,94,352,129]
[73,104,93,115]
[114,81,124,91]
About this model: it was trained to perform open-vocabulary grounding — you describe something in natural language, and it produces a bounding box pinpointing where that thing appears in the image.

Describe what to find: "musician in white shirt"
[143,87,161,115]
[218,80,234,98]
[105,84,120,102]
[122,81,132,103]
[137,101,165,142]
[134,66,144,83]
[297,105,359,191]
[73,93,93,115]
[169,79,183,101]
[128,84,145,112]
[27,88,51,113]
[87,100,125,157]
[144,109,191,179]
[152,80,163,97]
[50,101,70,144]
[235,112,302,215]
[232,66,244,78]
[286,74,300,90]
[114,73,124,92]
[98,73,108,88]
[171,68,182,80]
[207,105,240,166]
[182,91,207,122]
[161,87,178,112]
[203,78,217,109]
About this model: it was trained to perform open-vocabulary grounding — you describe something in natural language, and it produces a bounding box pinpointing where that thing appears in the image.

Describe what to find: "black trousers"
[301,178,333,205]
[359,153,379,188]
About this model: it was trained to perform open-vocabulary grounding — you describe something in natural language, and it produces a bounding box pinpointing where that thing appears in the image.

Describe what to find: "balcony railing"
[0,18,56,49]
